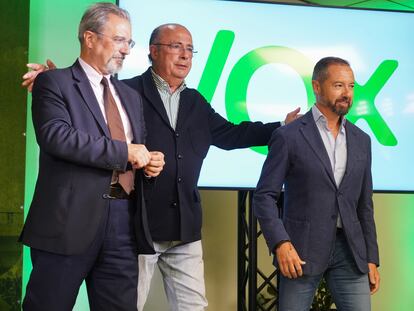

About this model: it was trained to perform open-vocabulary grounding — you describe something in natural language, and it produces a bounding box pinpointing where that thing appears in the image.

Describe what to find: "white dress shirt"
[78,57,133,143]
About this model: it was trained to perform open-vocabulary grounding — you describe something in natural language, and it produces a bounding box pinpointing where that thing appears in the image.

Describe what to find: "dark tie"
[101,77,134,194]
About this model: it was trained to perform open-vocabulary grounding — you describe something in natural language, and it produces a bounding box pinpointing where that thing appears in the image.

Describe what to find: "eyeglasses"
[153,43,198,56]
[93,31,135,49]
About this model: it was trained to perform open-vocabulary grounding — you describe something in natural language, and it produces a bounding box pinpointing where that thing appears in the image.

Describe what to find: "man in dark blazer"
[253,57,380,310]
[21,23,299,310]
[19,3,163,311]
[121,24,301,310]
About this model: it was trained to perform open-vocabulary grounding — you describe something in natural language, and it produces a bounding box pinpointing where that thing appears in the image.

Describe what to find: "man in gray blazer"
[253,57,380,310]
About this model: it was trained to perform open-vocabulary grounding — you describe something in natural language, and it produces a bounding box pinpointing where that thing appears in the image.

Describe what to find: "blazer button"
[175,133,180,137]
[171,202,178,208]
[177,154,183,159]
[178,177,182,183]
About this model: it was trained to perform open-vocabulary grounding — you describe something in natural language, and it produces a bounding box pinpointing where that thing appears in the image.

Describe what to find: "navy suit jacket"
[123,68,280,245]
[253,110,379,275]
[20,60,153,255]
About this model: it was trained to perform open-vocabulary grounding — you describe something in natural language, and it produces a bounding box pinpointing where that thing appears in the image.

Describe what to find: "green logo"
[197,30,398,154]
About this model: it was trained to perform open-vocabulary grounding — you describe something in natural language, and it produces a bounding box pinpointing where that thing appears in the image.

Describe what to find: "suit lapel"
[111,77,143,143]
[71,61,110,137]
[141,69,173,129]
[175,89,195,132]
[340,122,359,187]
[300,111,337,187]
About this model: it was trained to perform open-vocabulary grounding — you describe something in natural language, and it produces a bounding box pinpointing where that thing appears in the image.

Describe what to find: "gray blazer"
[253,110,379,275]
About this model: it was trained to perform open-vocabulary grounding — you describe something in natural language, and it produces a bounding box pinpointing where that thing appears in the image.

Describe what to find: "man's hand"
[127,144,151,169]
[276,241,306,279]
[144,151,165,177]
[22,59,56,92]
[368,262,380,295]
[284,107,302,125]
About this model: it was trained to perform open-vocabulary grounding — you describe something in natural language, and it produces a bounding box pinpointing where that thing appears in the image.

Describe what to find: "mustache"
[111,52,126,60]
[335,97,351,105]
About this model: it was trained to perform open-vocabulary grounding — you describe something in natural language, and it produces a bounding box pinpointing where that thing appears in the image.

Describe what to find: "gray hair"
[78,2,130,44]
[312,57,350,82]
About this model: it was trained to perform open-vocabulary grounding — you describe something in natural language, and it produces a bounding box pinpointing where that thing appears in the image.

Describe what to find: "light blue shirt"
[312,105,347,228]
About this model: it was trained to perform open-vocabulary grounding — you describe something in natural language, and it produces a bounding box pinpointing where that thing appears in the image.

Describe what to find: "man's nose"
[179,50,189,59]
[343,86,353,97]
[120,43,131,55]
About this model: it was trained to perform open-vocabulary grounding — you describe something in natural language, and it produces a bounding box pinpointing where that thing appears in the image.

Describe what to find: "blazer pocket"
[284,217,310,259]
[189,129,211,158]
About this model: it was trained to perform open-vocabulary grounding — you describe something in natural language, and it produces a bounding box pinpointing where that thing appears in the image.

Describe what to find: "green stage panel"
[308,0,414,10]
[372,194,414,310]
[23,1,414,310]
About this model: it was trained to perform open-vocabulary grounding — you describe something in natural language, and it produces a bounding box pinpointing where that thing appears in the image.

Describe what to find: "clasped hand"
[127,144,165,177]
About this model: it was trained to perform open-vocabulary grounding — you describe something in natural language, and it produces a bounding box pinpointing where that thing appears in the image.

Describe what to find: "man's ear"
[312,80,320,96]
[83,31,96,49]
[149,45,158,61]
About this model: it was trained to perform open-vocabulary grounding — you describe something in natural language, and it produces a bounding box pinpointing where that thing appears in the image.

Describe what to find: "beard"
[328,96,352,116]
[105,56,124,75]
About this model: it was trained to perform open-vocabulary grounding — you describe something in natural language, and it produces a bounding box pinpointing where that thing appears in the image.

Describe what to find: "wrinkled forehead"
[102,14,131,35]
[159,26,193,45]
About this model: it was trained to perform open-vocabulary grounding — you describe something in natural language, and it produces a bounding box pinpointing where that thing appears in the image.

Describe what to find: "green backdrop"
[0,0,28,309]
[17,0,414,310]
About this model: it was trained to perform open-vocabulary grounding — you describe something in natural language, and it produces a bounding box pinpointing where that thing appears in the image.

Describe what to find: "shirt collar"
[150,67,186,94]
[311,105,346,132]
[78,57,111,87]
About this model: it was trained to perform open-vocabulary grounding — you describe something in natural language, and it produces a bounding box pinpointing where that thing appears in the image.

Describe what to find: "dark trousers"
[23,199,138,311]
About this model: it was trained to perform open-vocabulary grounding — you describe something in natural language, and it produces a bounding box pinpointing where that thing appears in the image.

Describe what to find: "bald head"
[148,23,194,92]
[148,23,191,62]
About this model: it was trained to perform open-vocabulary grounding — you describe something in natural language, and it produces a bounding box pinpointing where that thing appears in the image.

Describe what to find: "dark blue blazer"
[123,68,280,245]
[20,60,152,255]
[253,110,379,275]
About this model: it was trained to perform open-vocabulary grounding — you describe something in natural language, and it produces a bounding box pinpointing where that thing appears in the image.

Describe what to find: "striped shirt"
[151,68,186,130]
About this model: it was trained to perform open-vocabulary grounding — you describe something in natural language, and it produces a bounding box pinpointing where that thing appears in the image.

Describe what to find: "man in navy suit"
[20,3,164,310]
[253,57,380,310]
